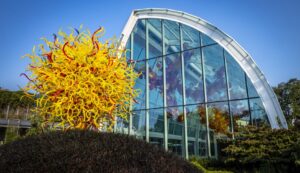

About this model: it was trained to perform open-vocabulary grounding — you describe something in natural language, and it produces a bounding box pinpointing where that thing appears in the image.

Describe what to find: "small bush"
[189,157,232,173]
[0,130,201,173]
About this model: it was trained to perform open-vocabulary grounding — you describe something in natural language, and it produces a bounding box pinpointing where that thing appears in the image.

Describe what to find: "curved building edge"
[119,8,287,129]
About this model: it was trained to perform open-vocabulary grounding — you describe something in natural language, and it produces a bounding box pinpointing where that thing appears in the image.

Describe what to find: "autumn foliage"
[21,27,139,131]
[199,106,229,134]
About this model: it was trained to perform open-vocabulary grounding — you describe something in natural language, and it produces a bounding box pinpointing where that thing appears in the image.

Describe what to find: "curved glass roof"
[116,8,287,159]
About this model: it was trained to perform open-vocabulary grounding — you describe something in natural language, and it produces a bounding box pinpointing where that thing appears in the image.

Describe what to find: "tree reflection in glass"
[230,100,250,132]
[200,102,230,135]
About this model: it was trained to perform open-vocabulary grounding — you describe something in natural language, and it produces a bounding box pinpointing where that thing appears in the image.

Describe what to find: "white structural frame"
[119,8,287,129]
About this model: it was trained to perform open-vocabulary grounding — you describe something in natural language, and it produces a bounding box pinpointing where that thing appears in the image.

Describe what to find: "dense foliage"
[0,89,35,110]
[21,27,139,131]
[273,78,300,128]
[0,130,200,173]
[219,126,300,172]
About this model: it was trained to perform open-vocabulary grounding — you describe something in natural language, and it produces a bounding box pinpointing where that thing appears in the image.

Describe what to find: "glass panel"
[133,19,146,61]
[201,33,216,46]
[207,102,230,135]
[167,106,184,156]
[186,104,207,157]
[207,102,229,157]
[115,116,129,134]
[132,110,146,139]
[148,19,162,58]
[209,131,216,157]
[183,48,204,104]
[247,76,259,98]
[133,61,146,110]
[164,20,180,54]
[149,58,163,108]
[149,108,164,148]
[225,51,247,99]
[166,53,183,106]
[125,34,131,61]
[188,141,196,156]
[199,141,207,157]
[203,45,227,102]
[181,24,200,50]
[249,98,269,127]
[230,100,250,132]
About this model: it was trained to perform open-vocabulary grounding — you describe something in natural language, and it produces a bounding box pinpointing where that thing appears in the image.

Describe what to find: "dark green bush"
[0,130,201,173]
[220,126,300,173]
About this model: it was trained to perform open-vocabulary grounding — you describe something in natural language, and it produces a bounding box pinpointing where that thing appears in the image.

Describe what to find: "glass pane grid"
[126,18,270,159]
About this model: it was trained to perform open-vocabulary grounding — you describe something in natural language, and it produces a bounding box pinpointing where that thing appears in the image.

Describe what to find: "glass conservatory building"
[115,9,287,159]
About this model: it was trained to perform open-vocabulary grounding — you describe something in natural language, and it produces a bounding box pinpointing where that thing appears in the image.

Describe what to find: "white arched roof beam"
[119,8,287,129]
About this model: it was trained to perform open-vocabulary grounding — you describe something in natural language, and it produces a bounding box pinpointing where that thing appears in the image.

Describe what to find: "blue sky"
[0,0,299,90]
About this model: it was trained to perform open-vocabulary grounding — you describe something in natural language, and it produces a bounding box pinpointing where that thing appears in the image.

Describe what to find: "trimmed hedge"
[190,157,232,173]
[0,130,201,173]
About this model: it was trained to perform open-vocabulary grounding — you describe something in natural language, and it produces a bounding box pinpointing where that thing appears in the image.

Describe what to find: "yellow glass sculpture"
[22,27,139,131]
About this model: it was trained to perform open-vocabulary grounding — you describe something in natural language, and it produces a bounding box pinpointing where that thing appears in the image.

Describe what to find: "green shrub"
[220,126,300,173]
[0,130,201,173]
[190,157,232,173]
[190,161,232,173]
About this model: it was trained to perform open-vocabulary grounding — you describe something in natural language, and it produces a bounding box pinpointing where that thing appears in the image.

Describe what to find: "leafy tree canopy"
[0,89,35,109]
[273,78,300,128]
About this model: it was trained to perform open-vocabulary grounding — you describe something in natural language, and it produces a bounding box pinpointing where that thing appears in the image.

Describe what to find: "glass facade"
[149,108,164,148]
[118,18,270,158]
[186,104,207,157]
[203,45,227,102]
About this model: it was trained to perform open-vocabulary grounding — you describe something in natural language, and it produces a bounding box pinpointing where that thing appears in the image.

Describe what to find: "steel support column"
[162,20,168,151]
[179,23,189,159]
[145,19,150,142]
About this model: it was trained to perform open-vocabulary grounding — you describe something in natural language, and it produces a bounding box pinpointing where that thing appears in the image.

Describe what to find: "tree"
[273,78,300,128]
[221,126,300,172]
[21,27,139,131]
[0,89,35,117]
